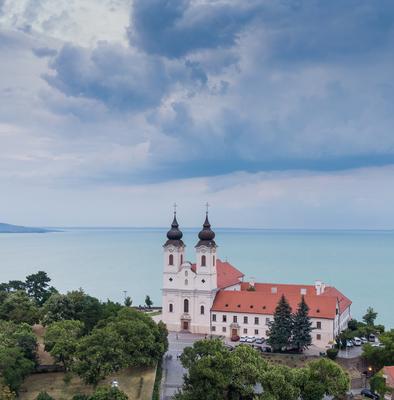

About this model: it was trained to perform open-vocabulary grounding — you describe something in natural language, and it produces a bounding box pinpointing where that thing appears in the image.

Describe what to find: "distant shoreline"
[0,223,60,234]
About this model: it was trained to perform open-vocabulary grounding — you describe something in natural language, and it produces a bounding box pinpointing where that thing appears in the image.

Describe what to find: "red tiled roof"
[383,366,394,387]
[191,259,244,289]
[240,282,352,315]
[212,290,339,319]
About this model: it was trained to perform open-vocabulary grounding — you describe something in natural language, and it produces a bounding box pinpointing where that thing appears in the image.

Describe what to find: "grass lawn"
[18,367,156,400]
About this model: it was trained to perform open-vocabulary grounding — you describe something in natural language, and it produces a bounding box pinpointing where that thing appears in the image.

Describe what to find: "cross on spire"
[173,202,177,215]
[205,202,210,215]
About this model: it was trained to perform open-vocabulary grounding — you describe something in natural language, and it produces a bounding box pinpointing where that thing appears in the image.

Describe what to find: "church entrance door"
[231,328,238,337]
[182,321,189,331]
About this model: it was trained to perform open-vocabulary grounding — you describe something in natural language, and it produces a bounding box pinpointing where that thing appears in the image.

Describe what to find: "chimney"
[315,280,323,295]
[249,277,255,288]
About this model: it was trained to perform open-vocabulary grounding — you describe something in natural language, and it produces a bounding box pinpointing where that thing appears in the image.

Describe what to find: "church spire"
[165,203,184,246]
[196,203,216,247]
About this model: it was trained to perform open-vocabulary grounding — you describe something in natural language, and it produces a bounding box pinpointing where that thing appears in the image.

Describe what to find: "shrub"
[72,395,90,400]
[326,348,339,360]
[36,392,55,400]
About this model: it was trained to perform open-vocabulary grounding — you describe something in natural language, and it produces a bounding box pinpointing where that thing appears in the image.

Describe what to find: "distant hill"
[0,223,57,233]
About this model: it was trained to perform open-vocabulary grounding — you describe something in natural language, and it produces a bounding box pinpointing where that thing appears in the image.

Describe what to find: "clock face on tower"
[168,246,174,253]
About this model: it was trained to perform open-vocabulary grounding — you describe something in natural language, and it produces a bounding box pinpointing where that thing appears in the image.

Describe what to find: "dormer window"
[271,287,277,294]
[300,288,307,295]
[201,255,206,266]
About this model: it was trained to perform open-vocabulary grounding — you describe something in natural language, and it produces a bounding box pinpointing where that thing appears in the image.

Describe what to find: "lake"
[0,228,393,328]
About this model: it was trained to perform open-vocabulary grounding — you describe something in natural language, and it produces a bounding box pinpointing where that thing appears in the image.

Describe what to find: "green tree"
[145,295,153,309]
[35,392,55,400]
[124,296,132,307]
[73,326,125,385]
[267,295,293,352]
[370,372,390,398]
[25,271,56,306]
[362,329,394,371]
[0,291,39,324]
[90,386,128,400]
[296,358,350,400]
[0,346,35,393]
[261,365,300,400]
[291,296,313,352]
[41,293,75,324]
[363,307,378,326]
[44,320,84,370]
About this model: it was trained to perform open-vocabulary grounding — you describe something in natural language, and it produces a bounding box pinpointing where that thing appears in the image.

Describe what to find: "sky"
[1,0,394,228]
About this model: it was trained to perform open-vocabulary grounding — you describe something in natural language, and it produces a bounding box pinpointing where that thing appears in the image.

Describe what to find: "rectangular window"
[222,315,227,323]
[265,318,270,325]
[254,317,259,325]
[317,334,321,340]
[211,326,216,332]
[212,314,216,322]
[243,328,247,334]
[222,327,226,333]
[316,321,322,329]
[243,316,248,324]
[254,329,259,335]
[233,316,237,323]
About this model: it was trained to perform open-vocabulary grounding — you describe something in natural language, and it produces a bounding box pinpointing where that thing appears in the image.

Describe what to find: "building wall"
[210,311,335,348]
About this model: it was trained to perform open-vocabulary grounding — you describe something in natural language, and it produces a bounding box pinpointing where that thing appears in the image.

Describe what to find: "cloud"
[43,42,172,111]
[32,46,57,58]
[128,0,258,58]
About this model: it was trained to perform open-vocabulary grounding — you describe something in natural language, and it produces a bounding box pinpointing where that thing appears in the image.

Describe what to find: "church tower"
[163,208,185,275]
[194,210,218,292]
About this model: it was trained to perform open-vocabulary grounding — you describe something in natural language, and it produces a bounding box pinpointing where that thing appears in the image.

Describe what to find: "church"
[161,211,352,349]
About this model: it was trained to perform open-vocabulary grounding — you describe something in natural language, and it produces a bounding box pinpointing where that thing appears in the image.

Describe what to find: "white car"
[246,336,256,343]
[353,337,362,346]
[240,336,247,343]
[346,340,354,347]
[255,337,265,345]
[360,337,368,344]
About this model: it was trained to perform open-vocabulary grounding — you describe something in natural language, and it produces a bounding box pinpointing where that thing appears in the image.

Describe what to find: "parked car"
[360,388,380,399]
[224,344,234,351]
[346,340,354,347]
[259,345,272,353]
[353,337,362,346]
[360,337,368,344]
[240,336,247,343]
[255,337,265,345]
[231,335,240,342]
[368,334,376,342]
[246,336,256,343]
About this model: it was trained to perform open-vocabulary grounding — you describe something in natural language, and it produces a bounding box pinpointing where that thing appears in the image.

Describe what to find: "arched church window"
[201,255,206,266]
[184,299,189,313]
[185,279,188,286]
[185,270,188,277]
[169,254,174,265]
[200,305,205,315]
[180,254,183,264]
[213,255,215,266]
[169,303,173,313]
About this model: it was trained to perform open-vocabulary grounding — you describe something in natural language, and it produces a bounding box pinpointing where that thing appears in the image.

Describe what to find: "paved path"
[161,332,205,400]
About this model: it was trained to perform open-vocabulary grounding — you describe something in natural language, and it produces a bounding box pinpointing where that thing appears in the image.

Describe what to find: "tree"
[145,295,153,309]
[370,372,390,398]
[25,271,56,306]
[261,365,300,400]
[296,358,350,400]
[363,307,378,326]
[362,329,394,371]
[44,320,84,370]
[41,293,75,324]
[124,296,132,307]
[73,325,126,385]
[0,291,39,324]
[291,296,313,352]
[35,392,55,400]
[0,346,35,393]
[267,295,293,352]
[90,386,128,400]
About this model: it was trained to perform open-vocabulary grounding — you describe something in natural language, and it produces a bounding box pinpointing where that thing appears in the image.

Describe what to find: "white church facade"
[161,212,352,349]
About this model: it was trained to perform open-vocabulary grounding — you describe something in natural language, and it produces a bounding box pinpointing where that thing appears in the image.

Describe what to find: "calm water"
[0,228,393,328]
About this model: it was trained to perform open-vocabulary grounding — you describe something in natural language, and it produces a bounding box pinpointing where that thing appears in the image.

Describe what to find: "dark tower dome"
[164,210,184,247]
[196,212,216,247]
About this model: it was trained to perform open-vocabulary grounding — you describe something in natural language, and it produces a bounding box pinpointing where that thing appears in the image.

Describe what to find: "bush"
[326,348,339,360]
[72,395,90,400]
[36,392,55,400]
